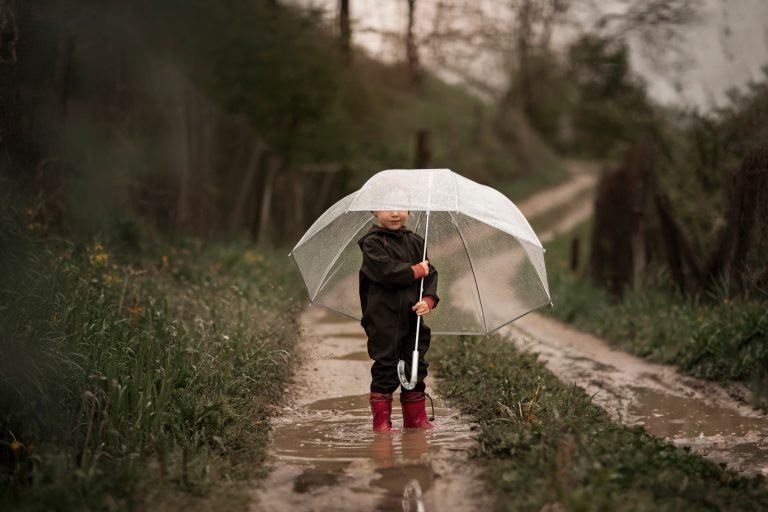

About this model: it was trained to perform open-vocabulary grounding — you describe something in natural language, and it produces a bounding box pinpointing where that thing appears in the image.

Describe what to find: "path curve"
[507,160,768,476]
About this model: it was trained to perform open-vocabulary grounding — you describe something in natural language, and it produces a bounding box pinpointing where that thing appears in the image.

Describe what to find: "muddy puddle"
[627,387,768,475]
[250,306,492,511]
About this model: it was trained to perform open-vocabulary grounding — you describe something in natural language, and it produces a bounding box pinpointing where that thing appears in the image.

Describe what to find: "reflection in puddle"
[269,393,476,510]
[628,386,768,475]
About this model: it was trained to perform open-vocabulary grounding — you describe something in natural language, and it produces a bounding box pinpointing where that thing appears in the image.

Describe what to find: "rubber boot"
[400,391,435,429]
[370,392,399,432]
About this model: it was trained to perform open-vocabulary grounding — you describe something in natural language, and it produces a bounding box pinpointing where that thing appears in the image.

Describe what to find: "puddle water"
[257,393,483,511]
[628,386,768,475]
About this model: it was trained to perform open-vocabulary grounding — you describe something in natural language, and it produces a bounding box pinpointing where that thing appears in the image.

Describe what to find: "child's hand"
[417,260,429,276]
[412,300,430,316]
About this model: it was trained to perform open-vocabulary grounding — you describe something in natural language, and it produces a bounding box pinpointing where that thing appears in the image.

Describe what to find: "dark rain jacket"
[358,224,439,389]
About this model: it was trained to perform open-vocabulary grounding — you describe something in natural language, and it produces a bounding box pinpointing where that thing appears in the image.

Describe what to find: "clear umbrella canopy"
[289,168,551,335]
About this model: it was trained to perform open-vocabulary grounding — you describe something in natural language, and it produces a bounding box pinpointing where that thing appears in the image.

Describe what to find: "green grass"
[0,211,304,510]
[432,334,768,511]
[542,219,768,407]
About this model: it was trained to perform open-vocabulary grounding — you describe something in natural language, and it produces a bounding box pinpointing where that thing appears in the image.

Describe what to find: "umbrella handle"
[398,176,433,390]
[397,351,420,390]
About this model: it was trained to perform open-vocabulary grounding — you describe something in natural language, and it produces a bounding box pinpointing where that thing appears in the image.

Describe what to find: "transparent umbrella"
[289,168,552,388]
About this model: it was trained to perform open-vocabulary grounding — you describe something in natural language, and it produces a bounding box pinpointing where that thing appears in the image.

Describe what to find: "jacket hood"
[357,224,411,248]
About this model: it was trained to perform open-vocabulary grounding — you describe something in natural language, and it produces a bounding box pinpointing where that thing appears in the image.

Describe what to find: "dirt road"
[249,305,493,511]
[506,161,768,477]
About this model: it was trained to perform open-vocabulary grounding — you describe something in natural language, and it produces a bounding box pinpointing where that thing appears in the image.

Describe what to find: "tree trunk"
[256,156,280,245]
[54,35,74,125]
[406,0,421,85]
[175,82,191,230]
[229,137,266,232]
[339,0,351,62]
[589,141,655,296]
[654,192,705,291]
[708,148,768,290]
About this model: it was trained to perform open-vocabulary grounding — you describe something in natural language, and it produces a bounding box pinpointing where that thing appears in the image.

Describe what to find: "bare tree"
[339,0,351,62]
[406,0,422,85]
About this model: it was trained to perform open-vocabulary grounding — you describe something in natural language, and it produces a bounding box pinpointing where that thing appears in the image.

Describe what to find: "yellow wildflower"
[244,250,264,264]
[127,306,144,324]
[127,305,144,315]
[90,252,108,265]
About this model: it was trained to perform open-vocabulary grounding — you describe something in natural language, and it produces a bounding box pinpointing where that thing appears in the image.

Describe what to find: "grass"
[542,218,768,408]
[432,334,768,511]
[0,211,304,510]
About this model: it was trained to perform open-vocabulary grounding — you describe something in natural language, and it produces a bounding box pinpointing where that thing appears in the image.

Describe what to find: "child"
[357,209,439,432]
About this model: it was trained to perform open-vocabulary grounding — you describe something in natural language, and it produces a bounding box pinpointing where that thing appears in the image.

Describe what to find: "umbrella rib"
[512,235,551,303]
[311,213,372,302]
[413,210,425,234]
[451,171,459,212]
[449,211,489,334]
[484,298,552,336]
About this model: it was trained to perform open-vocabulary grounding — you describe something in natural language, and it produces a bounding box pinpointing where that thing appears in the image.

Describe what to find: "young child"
[357,209,439,432]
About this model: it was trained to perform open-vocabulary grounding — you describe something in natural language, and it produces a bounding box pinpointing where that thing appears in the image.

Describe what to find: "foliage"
[15,0,566,241]
[432,334,768,511]
[565,35,659,158]
[0,210,303,510]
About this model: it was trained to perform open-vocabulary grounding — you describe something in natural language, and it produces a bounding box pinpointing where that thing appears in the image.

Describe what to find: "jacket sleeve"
[422,254,439,309]
[360,236,418,286]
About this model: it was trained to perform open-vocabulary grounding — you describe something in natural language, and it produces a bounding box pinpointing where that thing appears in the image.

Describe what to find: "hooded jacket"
[357,224,439,346]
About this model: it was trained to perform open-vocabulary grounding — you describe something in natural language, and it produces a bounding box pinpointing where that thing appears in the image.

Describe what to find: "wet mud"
[506,170,768,476]
[503,313,768,476]
[250,306,493,511]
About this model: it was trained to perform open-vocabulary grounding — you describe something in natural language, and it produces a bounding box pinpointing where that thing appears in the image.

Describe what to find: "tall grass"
[0,211,303,509]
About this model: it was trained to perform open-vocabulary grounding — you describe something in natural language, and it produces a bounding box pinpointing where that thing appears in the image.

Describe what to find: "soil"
[249,306,494,511]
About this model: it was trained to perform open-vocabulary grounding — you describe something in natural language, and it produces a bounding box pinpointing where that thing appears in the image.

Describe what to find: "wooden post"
[570,236,580,272]
[414,129,431,168]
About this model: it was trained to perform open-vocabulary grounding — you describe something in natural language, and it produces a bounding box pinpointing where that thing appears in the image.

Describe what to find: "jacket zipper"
[393,289,403,352]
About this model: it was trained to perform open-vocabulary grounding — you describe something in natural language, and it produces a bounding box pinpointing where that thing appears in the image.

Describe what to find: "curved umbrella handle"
[397,351,420,390]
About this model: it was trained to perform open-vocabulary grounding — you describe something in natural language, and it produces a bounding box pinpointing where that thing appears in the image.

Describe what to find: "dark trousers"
[367,312,431,394]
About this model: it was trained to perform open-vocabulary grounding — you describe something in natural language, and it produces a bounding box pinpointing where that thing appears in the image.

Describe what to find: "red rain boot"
[370,392,400,432]
[400,391,435,429]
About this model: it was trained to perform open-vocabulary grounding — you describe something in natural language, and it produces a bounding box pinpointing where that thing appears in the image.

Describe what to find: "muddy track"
[507,161,768,477]
[249,305,494,511]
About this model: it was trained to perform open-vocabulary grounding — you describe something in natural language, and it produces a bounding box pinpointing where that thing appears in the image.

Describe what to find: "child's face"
[372,210,409,230]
